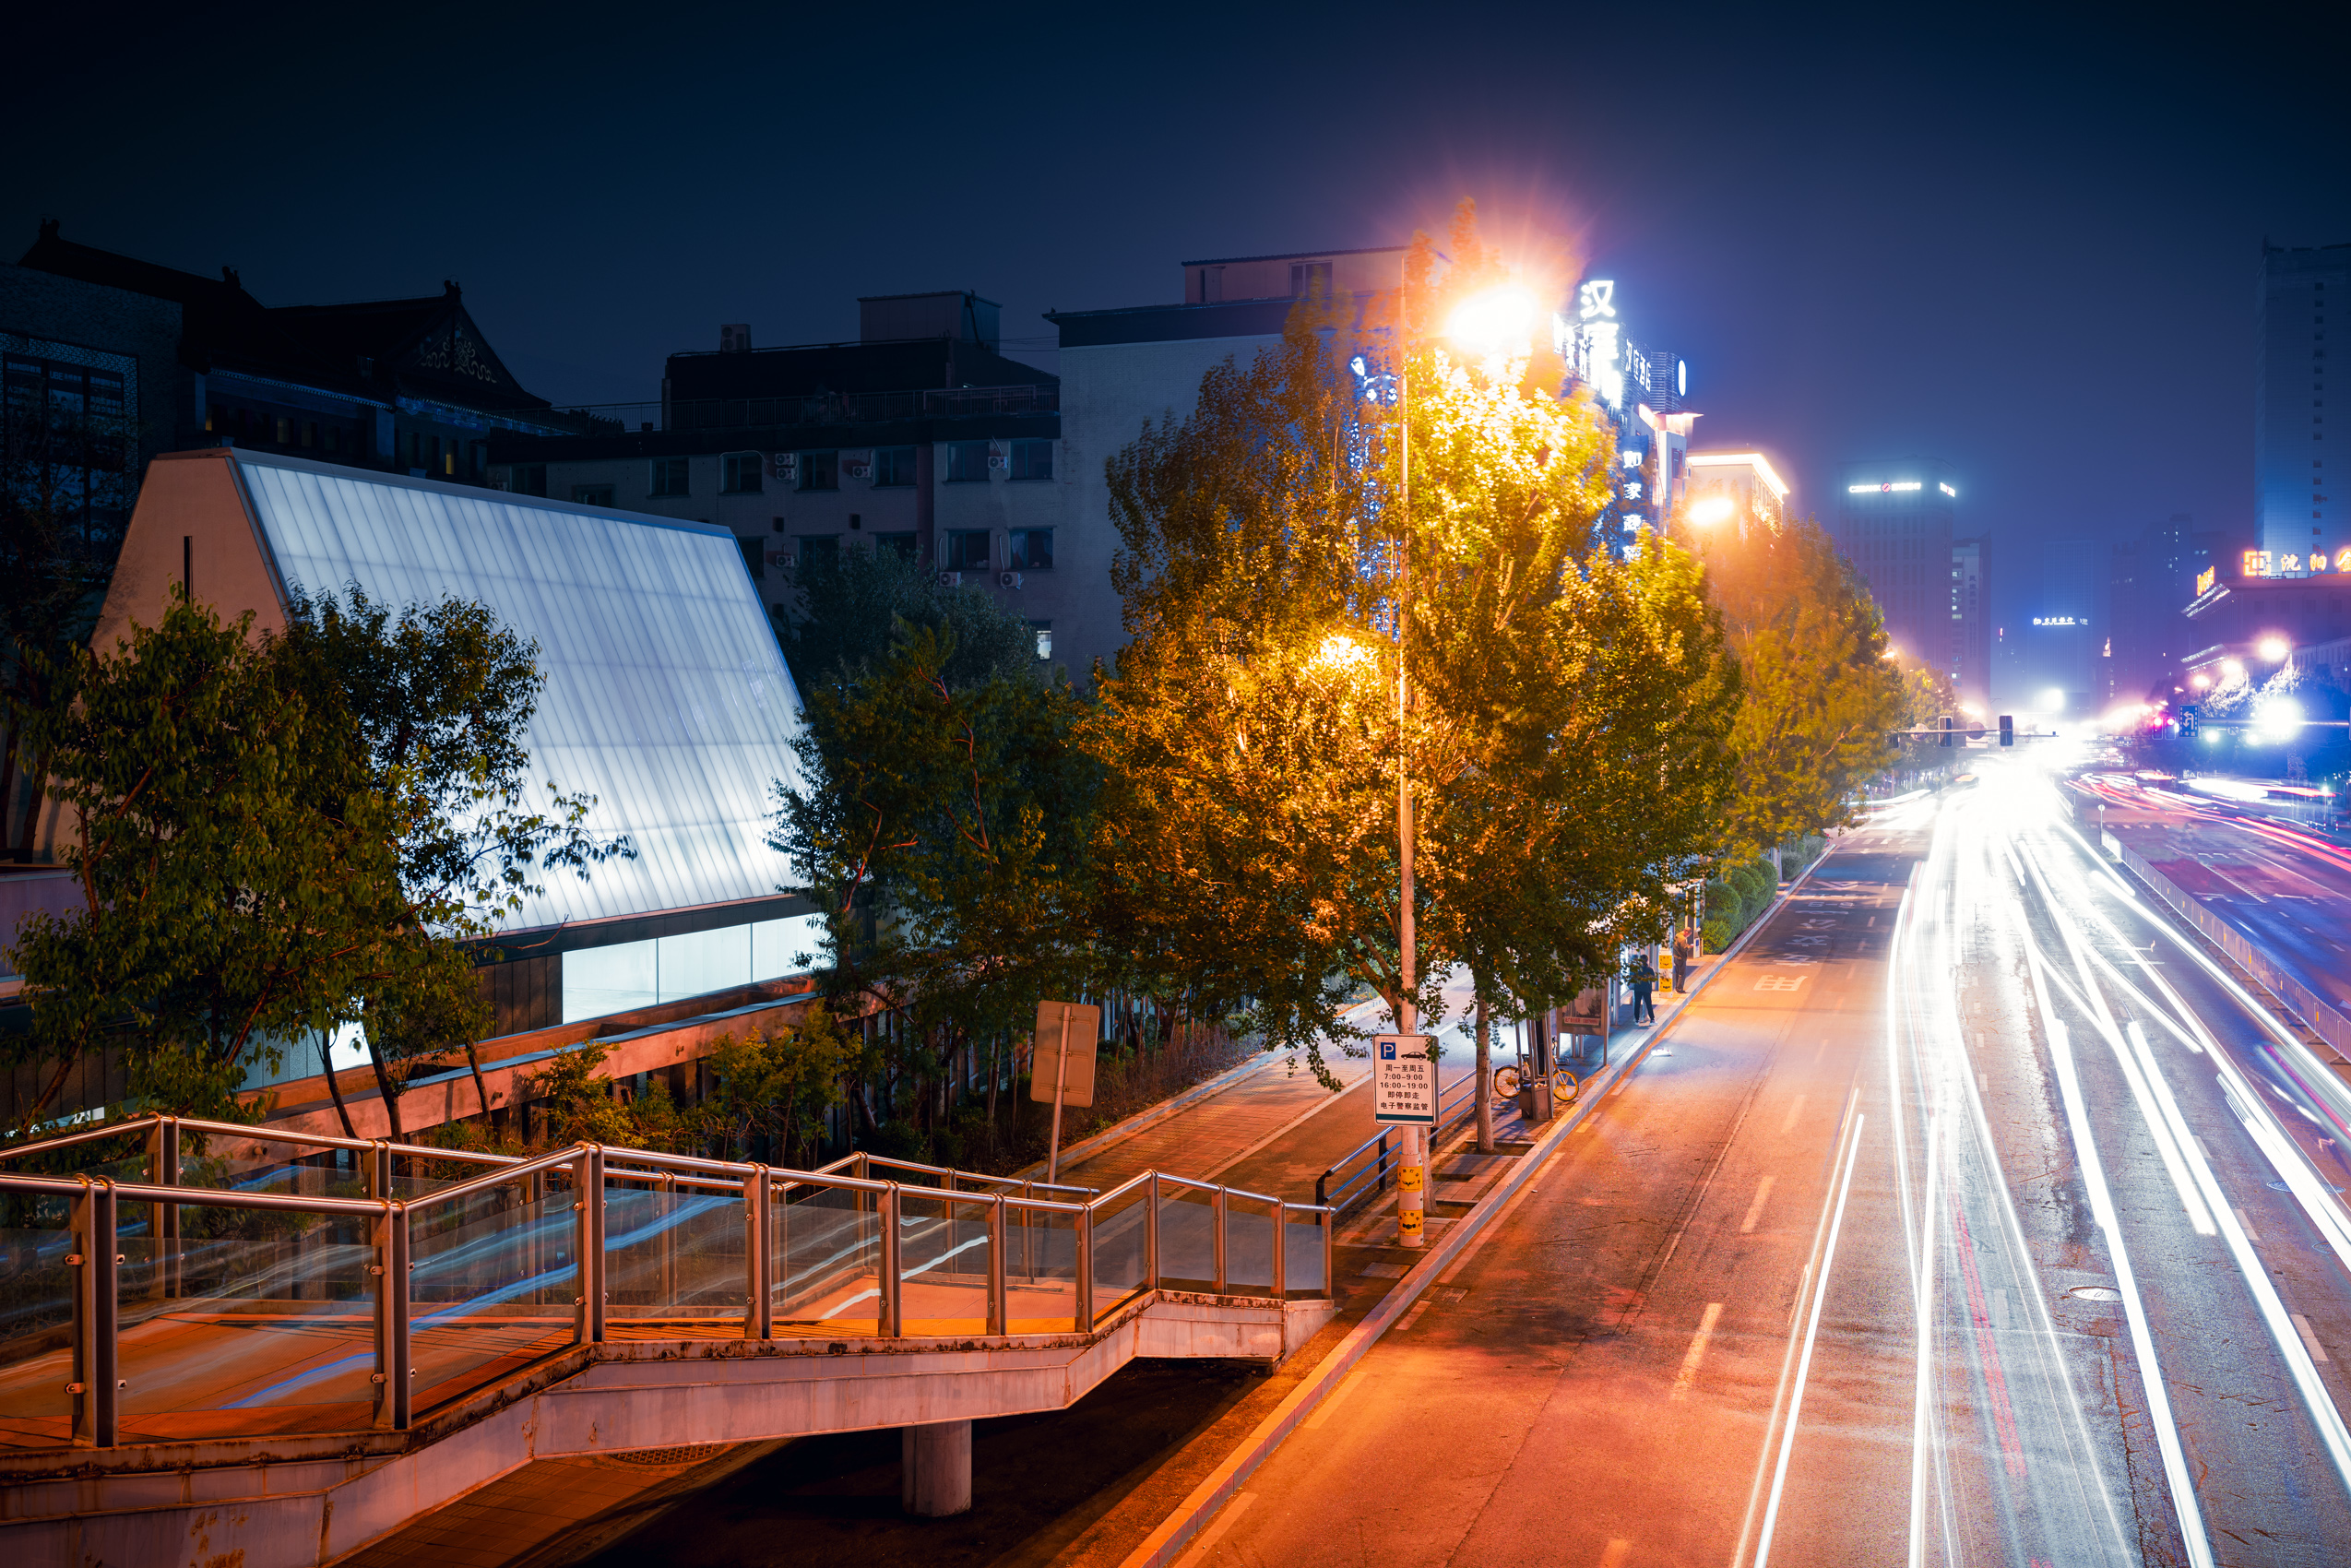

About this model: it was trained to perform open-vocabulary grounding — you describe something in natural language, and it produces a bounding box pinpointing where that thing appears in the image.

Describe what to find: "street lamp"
[1385,278,1544,1249]
[1688,494,1734,527]
[2258,634,2292,662]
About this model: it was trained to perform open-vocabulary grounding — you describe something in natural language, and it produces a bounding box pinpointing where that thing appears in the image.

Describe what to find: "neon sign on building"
[1847,481,1924,493]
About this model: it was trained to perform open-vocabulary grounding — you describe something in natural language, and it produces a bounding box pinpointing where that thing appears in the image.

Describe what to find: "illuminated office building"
[1684,450,1790,531]
[2256,241,2347,571]
[1834,457,1959,674]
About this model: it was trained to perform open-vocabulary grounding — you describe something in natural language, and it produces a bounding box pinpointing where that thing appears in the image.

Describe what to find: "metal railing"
[0,1113,1332,1452]
[1314,1071,1482,1218]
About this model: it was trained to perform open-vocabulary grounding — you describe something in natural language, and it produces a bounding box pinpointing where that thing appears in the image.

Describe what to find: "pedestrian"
[1627,955,1656,1025]
[1671,924,1695,993]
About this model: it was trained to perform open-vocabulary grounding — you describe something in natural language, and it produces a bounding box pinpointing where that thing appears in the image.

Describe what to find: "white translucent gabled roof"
[234,455,806,934]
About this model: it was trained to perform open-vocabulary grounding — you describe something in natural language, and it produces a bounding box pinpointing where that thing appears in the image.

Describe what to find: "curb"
[1116,843,1836,1567]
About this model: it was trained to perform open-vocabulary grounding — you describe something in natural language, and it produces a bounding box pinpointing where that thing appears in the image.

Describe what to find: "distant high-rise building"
[1950,537,1989,706]
[2256,241,2348,570]
[1835,457,1958,673]
[2028,538,2104,717]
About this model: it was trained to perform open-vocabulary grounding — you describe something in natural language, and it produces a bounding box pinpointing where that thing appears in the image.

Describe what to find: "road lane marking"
[1778,1096,1806,1134]
[2114,1022,2218,1234]
[1598,1541,1632,1568]
[1396,1300,1431,1332]
[2233,1206,2262,1241]
[1172,1491,1254,1566]
[1749,1106,1866,1568]
[1740,1175,1775,1233]
[2294,1313,2332,1362]
[1671,1302,1725,1400]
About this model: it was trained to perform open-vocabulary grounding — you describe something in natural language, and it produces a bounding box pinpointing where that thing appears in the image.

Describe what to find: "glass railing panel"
[1088,1186,1151,1323]
[774,1182,880,1336]
[1225,1197,1276,1293]
[0,1218,76,1449]
[116,1204,375,1443]
[1153,1182,1219,1292]
[408,1178,578,1413]
[1005,1205,1078,1335]
[604,1181,742,1325]
[896,1193,987,1336]
[1283,1207,1328,1296]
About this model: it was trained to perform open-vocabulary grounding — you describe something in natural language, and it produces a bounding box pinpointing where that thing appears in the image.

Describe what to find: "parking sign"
[1372,1034,1438,1125]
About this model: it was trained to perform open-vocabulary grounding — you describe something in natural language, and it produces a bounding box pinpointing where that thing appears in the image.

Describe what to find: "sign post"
[1372,1034,1438,1244]
[1032,1001,1100,1187]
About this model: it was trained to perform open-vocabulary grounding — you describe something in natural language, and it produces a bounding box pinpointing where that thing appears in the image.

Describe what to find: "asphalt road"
[1190,759,2351,1568]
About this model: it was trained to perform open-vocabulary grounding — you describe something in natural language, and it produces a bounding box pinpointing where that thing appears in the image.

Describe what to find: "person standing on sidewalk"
[1671,925,1695,993]
[1627,955,1656,1025]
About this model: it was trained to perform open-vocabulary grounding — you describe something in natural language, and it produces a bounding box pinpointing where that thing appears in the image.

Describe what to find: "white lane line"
[2294,1314,2333,1363]
[1740,1175,1776,1234]
[2115,1022,2218,1234]
[1751,1111,1867,1568]
[1172,1491,1254,1566]
[1671,1302,1725,1401]
[2234,1206,2263,1242]
[2028,989,2214,1564]
[1780,1095,1807,1134]
[1395,1300,1431,1332]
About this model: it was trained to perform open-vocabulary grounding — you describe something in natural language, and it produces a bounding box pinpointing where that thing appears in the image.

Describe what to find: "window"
[509,464,548,496]
[944,529,991,571]
[1289,260,1332,297]
[876,530,920,561]
[324,425,341,455]
[874,445,917,487]
[1009,438,1054,481]
[1030,621,1053,660]
[1008,528,1054,570]
[797,449,837,491]
[571,482,614,506]
[648,457,690,496]
[737,536,766,579]
[274,415,292,444]
[945,440,990,482]
[722,452,764,493]
[301,420,317,448]
[799,535,840,569]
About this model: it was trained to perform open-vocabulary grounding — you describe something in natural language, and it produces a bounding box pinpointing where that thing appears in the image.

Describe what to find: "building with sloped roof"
[14,220,588,485]
[75,446,817,1025]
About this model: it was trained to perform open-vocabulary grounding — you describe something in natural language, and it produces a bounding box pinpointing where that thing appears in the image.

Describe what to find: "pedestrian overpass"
[0,1115,1334,1564]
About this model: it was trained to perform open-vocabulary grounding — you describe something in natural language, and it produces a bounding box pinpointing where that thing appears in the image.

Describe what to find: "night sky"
[14,2,2346,630]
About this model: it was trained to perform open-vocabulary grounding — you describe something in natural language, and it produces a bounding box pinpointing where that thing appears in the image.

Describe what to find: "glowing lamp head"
[2258,635,2291,661]
[2221,659,2246,683]
[1689,494,1734,526]
[1309,633,1375,676]
[2038,688,2066,714]
[2256,695,2307,742]
[1444,283,1543,360]
[2190,672,2211,689]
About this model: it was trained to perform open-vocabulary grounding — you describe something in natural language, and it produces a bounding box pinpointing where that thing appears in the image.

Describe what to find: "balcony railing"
[0,1113,1329,1451]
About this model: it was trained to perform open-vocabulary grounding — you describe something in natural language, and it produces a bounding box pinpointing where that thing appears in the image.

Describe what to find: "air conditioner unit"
[938,571,962,588]
[999,571,1023,588]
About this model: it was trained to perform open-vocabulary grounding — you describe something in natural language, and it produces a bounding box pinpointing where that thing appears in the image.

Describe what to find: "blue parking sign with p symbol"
[1379,1040,1396,1060]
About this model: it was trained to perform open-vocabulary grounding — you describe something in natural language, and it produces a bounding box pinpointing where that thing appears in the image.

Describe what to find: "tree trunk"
[321,1031,358,1141]
[1474,993,1495,1154]
[464,1039,493,1130]
[365,1039,407,1144]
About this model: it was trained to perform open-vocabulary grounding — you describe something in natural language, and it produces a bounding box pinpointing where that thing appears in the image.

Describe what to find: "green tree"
[770,618,1099,1152]
[5,588,631,1138]
[1693,514,1906,853]
[6,592,404,1125]
[1097,204,1740,1087]
[691,1007,855,1167]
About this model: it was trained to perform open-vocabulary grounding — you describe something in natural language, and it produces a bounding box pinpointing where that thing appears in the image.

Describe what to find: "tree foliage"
[1693,515,1906,853]
[5,588,630,1135]
[1097,203,1740,1077]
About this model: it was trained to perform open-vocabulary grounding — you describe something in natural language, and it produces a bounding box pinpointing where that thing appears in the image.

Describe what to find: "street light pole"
[1395,357,1425,1251]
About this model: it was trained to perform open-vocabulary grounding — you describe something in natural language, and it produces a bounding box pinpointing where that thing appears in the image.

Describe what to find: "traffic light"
[2179,705,2199,739]
[1998,714,2014,747]
[1940,715,1953,747]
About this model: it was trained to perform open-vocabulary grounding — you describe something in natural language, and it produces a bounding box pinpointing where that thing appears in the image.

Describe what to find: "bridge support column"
[901,1420,972,1516]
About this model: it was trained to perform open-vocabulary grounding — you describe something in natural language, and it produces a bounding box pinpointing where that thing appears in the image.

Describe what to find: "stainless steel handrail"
[6,1129,1339,1455]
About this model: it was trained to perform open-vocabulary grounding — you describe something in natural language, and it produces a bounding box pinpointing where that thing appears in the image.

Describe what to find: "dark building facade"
[13,220,584,486]
[1835,457,1960,675]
